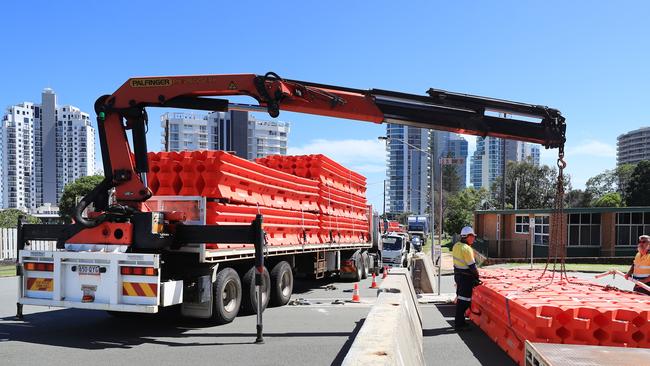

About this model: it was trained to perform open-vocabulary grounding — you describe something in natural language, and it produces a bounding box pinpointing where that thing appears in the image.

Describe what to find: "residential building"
[470,137,540,189]
[161,111,289,160]
[385,124,431,215]
[0,89,94,210]
[617,127,650,166]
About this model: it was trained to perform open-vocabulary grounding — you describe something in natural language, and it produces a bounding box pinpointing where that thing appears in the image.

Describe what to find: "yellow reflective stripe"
[123,282,137,296]
[141,283,155,297]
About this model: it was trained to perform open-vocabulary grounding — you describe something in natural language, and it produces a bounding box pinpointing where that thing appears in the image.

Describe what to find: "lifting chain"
[539,148,569,283]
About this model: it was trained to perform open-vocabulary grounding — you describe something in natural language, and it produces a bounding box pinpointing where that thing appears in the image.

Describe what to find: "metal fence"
[0,228,56,260]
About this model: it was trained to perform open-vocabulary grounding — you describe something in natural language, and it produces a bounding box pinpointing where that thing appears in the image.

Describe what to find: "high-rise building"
[385,124,431,215]
[161,111,289,160]
[617,127,650,166]
[0,89,95,210]
[432,132,468,191]
[469,137,540,189]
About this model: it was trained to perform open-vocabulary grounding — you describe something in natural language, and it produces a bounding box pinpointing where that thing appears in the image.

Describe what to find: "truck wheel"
[361,252,369,279]
[212,268,242,324]
[352,254,363,282]
[241,266,270,314]
[270,261,293,307]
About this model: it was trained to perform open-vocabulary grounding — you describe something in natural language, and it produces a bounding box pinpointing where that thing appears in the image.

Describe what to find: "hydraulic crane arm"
[82,72,565,227]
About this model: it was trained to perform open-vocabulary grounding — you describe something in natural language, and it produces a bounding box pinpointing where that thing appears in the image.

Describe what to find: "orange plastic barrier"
[205,202,320,248]
[470,269,650,365]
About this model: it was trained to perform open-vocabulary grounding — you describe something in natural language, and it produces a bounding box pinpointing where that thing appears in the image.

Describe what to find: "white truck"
[381,233,414,268]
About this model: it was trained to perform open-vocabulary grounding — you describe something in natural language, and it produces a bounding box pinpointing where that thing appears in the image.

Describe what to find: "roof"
[475,206,650,215]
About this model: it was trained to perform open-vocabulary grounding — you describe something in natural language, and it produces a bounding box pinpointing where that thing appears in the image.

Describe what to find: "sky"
[1,1,649,210]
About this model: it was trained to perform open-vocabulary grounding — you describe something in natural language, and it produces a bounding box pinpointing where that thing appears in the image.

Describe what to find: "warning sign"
[227,81,237,90]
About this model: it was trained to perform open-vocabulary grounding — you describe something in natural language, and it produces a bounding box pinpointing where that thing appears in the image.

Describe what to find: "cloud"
[566,140,616,158]
[288,138,386,174]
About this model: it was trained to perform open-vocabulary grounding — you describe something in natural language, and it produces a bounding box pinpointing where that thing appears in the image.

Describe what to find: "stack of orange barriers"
[147,151,369,248]
[256,154,369,244]
[470,269,650,365]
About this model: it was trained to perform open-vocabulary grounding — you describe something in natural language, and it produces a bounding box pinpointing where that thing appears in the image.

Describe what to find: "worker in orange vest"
[625,235,650,295]
[452,226,481,330]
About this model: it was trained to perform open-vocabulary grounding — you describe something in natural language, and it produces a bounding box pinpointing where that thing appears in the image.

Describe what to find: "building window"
[534,215,549,245]
[568,213,601,246]
[616,212,650,246]
[515,215,529,234]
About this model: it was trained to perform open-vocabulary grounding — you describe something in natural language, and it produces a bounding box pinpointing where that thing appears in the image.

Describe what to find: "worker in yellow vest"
[452,226,480,331]
[625,235,650,295]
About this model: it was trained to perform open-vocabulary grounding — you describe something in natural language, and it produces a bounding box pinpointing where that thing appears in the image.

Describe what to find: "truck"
[407,215,429,242]
[15,71,566,324]
[381,233,414,268]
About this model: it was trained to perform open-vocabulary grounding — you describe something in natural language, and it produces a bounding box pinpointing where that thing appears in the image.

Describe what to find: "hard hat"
[460,226,475,237]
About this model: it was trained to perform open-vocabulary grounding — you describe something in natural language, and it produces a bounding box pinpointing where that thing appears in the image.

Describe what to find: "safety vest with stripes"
[633,253,650,279]
[452,242,475,271]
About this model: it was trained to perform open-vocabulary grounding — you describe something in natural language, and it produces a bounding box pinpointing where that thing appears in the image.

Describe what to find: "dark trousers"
[634,285,650,295]
[454,272,474,328]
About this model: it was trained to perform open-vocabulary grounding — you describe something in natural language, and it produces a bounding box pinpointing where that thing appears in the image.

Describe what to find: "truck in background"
[407,215,429,242]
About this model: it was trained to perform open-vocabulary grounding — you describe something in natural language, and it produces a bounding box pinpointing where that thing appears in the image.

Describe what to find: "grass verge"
[0,264,16,277]
[489,262,630,273]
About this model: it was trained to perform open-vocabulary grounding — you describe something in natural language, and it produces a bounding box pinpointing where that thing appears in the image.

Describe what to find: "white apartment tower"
[0,89,95,210]
[161,111,289,160]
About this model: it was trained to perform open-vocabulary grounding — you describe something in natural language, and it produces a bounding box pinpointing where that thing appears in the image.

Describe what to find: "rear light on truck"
[24,262,54,272]
[120,266,158,276]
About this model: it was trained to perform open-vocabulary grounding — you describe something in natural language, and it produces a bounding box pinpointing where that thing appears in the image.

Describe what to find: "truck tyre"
[212,268,242,324]
[352,254,363,282]
[241,266,271,314]
[361,252,369,279]
[270,261,293,307]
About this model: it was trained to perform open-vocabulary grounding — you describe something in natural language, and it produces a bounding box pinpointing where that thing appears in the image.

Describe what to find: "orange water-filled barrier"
[470,269,650,365]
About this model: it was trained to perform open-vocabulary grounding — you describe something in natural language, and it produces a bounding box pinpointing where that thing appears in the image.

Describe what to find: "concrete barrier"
[342,269,424,366]
[411,252,437,294]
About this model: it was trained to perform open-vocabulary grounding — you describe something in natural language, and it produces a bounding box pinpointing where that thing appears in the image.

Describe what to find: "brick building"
[474,207,650,258]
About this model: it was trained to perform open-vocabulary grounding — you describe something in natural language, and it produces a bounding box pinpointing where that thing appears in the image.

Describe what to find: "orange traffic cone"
[382,266,388,279]
[351,283,361,303]
[370,273,378,289]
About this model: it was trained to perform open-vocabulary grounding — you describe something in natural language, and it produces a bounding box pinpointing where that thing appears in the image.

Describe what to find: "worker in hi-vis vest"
[625,234,650,295]
[452,226,481,330]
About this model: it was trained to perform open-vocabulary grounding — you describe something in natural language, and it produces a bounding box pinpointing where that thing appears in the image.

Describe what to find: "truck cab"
[381,233,411,268]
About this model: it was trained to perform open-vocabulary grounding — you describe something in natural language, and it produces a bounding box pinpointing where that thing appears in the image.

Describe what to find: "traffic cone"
[382,266,388,279]
[351,283,361,303]
[370,273,378,288]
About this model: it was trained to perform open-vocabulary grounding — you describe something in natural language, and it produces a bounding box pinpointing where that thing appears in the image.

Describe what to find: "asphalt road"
[0,270,633,366]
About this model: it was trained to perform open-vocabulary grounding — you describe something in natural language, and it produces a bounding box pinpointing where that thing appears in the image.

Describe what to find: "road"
[0,270,634,365]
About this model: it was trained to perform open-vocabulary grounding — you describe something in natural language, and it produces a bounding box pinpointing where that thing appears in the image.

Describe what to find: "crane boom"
[81,71,564,227]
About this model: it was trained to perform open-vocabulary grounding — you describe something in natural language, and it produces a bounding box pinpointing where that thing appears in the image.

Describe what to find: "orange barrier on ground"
[470,269,650,365]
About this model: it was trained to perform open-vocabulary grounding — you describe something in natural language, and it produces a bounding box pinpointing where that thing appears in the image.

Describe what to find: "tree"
[626,161,650,206]
[59,175,105,223]
[491,159,569,209]
[585,163,636,202]
[0,209,40,228]
[444,187,490,235]
[565,189,593,208]
[592,192,624,207]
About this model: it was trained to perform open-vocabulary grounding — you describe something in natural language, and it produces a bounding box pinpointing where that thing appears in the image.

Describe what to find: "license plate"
[79,265,100,276]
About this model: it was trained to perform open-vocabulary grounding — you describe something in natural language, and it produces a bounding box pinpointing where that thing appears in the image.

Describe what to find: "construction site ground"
[0,265,633,365]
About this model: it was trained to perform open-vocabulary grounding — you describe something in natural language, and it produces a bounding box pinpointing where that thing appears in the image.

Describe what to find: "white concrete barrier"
[342,269,424,366]
[412,252,437,294]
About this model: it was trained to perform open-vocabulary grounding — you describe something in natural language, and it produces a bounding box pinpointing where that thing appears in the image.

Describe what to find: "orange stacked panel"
[256,154,370,243]
[205,202,320,249]
[470,269,650,365]
[148,151,319,212]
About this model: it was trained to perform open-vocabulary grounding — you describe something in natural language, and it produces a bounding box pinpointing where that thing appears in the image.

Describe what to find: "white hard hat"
[460,226,475,237]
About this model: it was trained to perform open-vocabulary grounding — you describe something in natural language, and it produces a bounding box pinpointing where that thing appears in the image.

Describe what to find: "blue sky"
[1,1,649,210]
